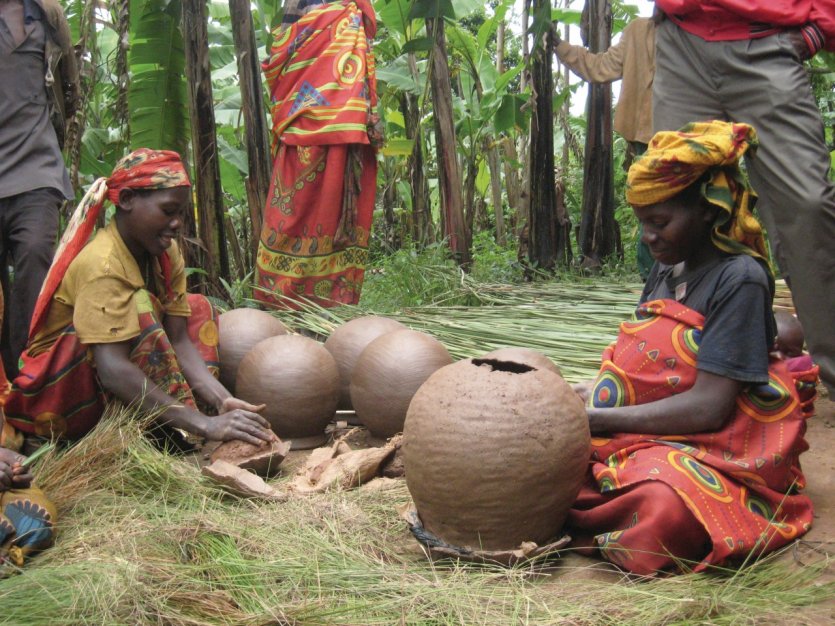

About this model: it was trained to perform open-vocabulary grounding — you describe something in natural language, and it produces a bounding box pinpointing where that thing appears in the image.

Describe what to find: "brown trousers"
[653,21,835,394]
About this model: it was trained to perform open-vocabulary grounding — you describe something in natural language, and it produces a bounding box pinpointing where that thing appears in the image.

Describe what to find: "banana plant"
[128,0,190,156]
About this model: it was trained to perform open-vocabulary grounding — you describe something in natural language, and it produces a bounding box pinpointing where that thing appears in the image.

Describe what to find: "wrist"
[162,403,207,438]
[214,390,232,413]
[800,22,825,57]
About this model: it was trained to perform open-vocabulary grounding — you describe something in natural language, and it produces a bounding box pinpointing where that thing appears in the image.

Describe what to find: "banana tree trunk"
[229,0,270,266]
[578,0,619,267]
[484,137,505,245]
[427,16,470,266]
[67,0,99,193]
[403,52,433,244]
[527,0,569,271]
[182,0,230,289]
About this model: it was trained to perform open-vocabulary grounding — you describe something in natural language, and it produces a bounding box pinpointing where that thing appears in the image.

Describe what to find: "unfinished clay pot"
[324,316,406,410]
[219,308,289,392]
[210,434,291,477]
[402,357,590,551]
[350,329,453,438]
[235,335,339,449]
[481,347,562,377]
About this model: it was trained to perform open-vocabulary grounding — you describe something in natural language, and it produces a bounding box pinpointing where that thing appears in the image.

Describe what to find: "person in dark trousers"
[0,0,79,378]
[651,0,835,396]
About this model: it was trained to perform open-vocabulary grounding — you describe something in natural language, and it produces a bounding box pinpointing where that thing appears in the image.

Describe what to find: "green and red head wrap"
[105,148,191,205]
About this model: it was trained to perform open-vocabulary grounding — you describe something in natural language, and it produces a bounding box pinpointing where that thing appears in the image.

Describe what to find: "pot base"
[399,504,571,567]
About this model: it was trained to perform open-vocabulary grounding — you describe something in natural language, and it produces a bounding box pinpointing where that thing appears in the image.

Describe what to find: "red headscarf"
[29,149,191,338]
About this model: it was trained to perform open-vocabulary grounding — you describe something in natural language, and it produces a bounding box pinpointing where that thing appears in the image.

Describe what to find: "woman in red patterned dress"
[255,0,380,308]
[569,121,816,575]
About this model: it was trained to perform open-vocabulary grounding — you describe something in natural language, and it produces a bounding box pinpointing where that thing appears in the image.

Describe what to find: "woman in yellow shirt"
[3,149,272,449]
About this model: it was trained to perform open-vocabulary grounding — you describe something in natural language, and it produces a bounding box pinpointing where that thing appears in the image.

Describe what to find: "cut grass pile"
[287,281,641,381]
[2,279,831,624]
[2,409,831,625]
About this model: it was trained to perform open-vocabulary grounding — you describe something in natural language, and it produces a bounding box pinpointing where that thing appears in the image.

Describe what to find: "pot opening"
[471,358,535,374]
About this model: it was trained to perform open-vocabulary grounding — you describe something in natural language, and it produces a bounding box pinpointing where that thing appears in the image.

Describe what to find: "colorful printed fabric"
[256,0,377,308]
[30,148,190,339]
[784,354,820,419]
[4,293,219,440]
[569,298,813,574]
[0,486,56,567]
[625,121,769,264]
[1,285,56,568]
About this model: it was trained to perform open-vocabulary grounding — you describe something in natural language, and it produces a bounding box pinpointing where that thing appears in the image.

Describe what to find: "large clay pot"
[218,308,288,393]
[235,335,339,449]
[324,316,406,410]
[350,329,453,439]
[481,347,562,377]
[403,357,590,551]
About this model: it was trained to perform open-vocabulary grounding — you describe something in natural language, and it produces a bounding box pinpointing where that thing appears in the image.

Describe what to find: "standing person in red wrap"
[651,0,835,397]
[569,121,815,575]
[256,0,381,308]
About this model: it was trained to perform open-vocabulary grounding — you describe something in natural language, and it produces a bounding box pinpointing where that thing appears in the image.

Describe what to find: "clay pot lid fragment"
[210,432,291,476]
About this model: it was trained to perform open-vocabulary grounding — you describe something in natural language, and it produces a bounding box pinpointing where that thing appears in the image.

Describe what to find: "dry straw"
[1,281,831,624]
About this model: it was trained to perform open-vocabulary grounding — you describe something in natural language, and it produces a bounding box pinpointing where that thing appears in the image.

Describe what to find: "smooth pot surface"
[324,316,406,410]
[236,334,339,448]
[350,329,453,438]
[218,308,288,392]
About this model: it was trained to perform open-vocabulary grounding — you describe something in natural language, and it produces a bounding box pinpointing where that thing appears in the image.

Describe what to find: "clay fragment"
[381,446,405,478]
[210,433,291,476]
[290,434,402,493]
[202,460,287,501]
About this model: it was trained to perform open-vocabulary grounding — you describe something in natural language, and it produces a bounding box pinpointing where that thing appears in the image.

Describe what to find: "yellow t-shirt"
[28,220,191,356]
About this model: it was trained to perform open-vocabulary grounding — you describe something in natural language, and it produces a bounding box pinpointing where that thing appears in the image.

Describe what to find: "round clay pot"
[235,335,339,449]
[481,347,562,377]
[402,357,590,551]
[219,308,289,393]
[324,316,406,410]
[350,329,453,439]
